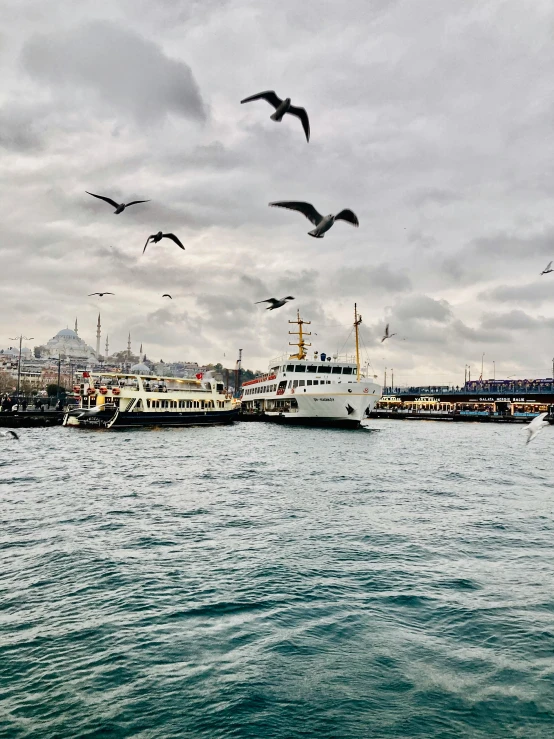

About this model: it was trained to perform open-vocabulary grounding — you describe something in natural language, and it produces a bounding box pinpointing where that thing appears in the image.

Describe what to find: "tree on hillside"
[0,371,15,394]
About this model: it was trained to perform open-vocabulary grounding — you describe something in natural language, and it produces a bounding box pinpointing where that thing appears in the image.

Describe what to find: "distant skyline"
[2,0,554,385]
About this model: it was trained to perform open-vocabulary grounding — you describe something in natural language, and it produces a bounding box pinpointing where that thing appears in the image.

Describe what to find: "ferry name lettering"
[313,398,334,402]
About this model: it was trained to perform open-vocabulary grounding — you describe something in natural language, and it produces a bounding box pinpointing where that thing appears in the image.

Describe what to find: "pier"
[371,379,554,422]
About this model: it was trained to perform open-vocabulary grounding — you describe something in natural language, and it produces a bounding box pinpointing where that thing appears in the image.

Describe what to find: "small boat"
[63,371,238,429]
[240,304,381,428]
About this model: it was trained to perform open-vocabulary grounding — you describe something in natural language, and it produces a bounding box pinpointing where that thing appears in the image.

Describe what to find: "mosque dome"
[55,329,79,339]
[44,325,96,360]
[130,363,151,375]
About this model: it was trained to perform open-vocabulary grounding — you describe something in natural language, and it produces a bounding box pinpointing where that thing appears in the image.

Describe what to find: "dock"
[0,411,64,428]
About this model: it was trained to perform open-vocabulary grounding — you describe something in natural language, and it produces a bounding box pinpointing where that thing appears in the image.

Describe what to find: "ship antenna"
[354,303,362,381]
[288,310,311,360]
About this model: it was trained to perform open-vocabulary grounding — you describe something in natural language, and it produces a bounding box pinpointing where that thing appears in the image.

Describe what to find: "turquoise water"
[1,421,553,738]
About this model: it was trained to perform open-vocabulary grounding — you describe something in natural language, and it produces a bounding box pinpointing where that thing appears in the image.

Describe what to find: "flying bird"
[0,430,19,439]
[255,296,295,311]
[540,261,553,275]
[269,201,359,238]
[524,412,549,444]
[143,232,185,254]
[240,91,310,142]
[162,294,173,299]
[86,191,150,214]
[88,292,114,297]
[381,324,397,343]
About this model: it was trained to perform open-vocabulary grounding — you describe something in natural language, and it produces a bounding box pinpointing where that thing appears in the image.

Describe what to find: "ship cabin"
[74,372,232,415]
[241,356,361,414]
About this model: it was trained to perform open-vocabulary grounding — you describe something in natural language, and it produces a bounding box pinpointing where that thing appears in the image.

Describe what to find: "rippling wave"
[1,421,553,737]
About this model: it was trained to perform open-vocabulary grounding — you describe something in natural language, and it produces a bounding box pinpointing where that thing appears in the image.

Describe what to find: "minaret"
[105,336,109,358]
[96,313,101,357]
[139,343,143,360]
[74,317,78,335]
[127,332,131,363]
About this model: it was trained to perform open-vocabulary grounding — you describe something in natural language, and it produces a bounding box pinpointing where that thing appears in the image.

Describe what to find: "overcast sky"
[1,0,553,384]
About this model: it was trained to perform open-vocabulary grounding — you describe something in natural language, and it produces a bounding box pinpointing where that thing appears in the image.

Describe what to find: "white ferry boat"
[64,370,237,429]
[240,305,381,428]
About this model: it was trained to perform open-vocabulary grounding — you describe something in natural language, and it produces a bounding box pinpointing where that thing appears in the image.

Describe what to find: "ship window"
[147,399,151,408]
[294,365,306,372]
[187,400,192,408]
[332,366,342,374]
[287,365,294,372]
[318,366,331,373]
[313,380,319,385]
[293,380,299,388]
[307,380,312,385]
[299,380,305,387]
[307,365,317,373]
[343,367,353,375]
[201,401,205,409]
[288,381,292,388]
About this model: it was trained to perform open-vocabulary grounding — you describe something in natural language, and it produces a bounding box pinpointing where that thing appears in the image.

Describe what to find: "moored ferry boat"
[240,305,381,428]
[64,370,237,429]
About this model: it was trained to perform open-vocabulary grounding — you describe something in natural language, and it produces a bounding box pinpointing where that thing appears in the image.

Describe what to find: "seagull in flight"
[88,292,114,297]
[240,91,310,142]
[381,324,397,343]
[255,296,295,310]
[0,430,19,439]
[269,201,359,238]
[540,261,553,275]
[525,412,549,444]
[162,294,172,299]
[86,191,150,214]
[143,232,185,254]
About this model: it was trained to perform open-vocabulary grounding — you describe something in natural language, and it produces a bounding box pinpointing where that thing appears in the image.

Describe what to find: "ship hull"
[248,384,380,428]
[64,409,238,429]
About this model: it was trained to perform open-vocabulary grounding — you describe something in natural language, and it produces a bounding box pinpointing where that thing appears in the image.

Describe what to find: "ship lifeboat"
[112,387,121,395]
[73,385,81,394]
[99,386,108,395]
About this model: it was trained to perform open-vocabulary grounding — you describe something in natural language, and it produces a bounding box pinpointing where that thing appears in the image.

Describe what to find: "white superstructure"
[241,307,381,428]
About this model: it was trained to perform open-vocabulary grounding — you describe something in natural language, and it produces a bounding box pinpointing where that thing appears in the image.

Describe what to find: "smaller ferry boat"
[240,304,381,428]
[64,370,237,429]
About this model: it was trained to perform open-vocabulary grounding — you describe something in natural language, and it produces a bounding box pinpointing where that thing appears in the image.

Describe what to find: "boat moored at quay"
[64,370,238,429]
[240,306,381,428]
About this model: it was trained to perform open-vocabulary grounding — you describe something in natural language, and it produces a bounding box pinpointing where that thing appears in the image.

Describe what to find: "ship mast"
[354,303,362,381]
[288,310,311,360]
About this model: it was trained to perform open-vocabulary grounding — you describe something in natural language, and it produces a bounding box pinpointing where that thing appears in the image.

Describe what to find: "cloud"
[393,294,453,323]
[21,20,206,124]
[480,309,544,331]
[334,263,412,295]
[478,281,554,305]
[1,1,554,383]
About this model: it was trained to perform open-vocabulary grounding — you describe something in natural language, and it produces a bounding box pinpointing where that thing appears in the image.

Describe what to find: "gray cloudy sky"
[1,0,554,384]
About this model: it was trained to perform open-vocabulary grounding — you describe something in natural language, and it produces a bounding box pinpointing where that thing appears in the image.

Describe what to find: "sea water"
[1,421,553,738]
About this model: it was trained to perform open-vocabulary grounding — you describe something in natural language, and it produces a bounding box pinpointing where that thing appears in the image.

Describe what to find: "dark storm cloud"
[21,20,206,124]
